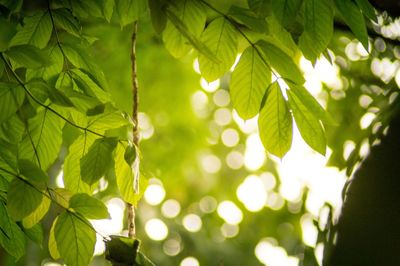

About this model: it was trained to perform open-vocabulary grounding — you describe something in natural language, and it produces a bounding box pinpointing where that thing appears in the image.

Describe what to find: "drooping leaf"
[64,134,97,193]
[0,201,25,260]
[22,195,51,228]
[52,8,81,36]
[7,178,44,221]
[335,0,369,50]
[0,82,25,124]
[299,0,334,62]
[5,44,51,69]
[149,0,167,34]
[258,83,292,158]
[287,89,326,155]
[54,211,96,266]
[22,223,44,248]
[230,45,271,119]
[272,0,303,28]
[105,235,140,265]
[69,193,110,219]
[115,0,148,27]
[162,0,206,58]
[257,40,304,84]
[115,144,145,205]
[80,137,118,185]
[18,109,64,170]
[101,0,115,22]
[355,0,377,23]
[9,11,52,49]
[198,17,238,82]
[48,216,60,259]
[289,84,336,125]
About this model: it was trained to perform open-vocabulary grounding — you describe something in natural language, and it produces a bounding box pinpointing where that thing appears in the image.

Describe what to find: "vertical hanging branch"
[128,21,140,239]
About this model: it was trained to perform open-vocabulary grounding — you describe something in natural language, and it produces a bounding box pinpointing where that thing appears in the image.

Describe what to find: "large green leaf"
[271,0,303,28]
[299,0,334,62]
[227,5,268,33]
[257,40,304,84]
[80,137,117,185]
[230,45,271,119]
[54,211,96,266]
[22,223,44,247]
[48,216,60,259]
[69,193,110,219]
[19,109,64,170]
[198,17,238,82]
[18,159,48,185]
[88,111,131,133]
[163,0,206,58]
[287,89,326,155]
[9,11,52,49]
[115,0,148,27]
[71,68,110,103]
[115,144,144,205]
[258,83,292,158]
[0,82,25,124]
[335,0,369,50]
[53,8,81,37]
[64,134,97,193]
[149,0,167,34]
[22,195,51,228]
[7,178,44,221]
[5,45,51,69]
[0,201,25,260]
[26,46,64,81]
[355,0,377,23]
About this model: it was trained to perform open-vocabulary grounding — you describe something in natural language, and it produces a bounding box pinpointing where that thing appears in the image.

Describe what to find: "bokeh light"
[217,201,243,225]
[145,219,168,241]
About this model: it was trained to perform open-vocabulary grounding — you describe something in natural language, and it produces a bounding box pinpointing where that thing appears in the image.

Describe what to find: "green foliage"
[69,193,110,219]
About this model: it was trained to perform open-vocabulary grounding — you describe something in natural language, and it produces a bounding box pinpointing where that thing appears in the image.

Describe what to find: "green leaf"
[71,68,110,103]
[5,44,51,69]
[22,223,44,247]
[124,144,137,165]
[7,178,44,221]
[136,252,156,266]
[105,235,140,265]
[115,144,144,205]
[64,134,97,193]
[26,46,64,81]
[48,216,60,259]
[149,0,167,34]
[198,17,238,82]
[162,0,206,58]
[18,159,48,185]
[49,87,75,107]
[70,0,103,18]
[80,137,118,185]
[49,188,72,209]
[0,115,25,144]
[54,211,96,266]
[299,0,334,62]
[272,0,303,28]
[289,84,336,125]
[22,195,51,228]
[287,89,326,155]
[258,83,292,158]
[101,0,115,22]
[0,201,25,260]
[9,11,52,49]
[248,0,271,18]
[69,193,110,219]
[53,8,81,37]
[88,111,131,133]
[0,82,25,124]
[257,40,304,84]
[335,0,369,50]
[19,109,64,170]
[355,0,377,23]
[115,0,148,27]
[227,5,268,32]
[230,45,271,119]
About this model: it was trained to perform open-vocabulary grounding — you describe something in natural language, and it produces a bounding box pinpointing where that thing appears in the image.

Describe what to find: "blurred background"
[2,3,400,266]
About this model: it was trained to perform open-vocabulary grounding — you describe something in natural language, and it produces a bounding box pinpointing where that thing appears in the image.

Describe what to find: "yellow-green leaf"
[69,193,110,219]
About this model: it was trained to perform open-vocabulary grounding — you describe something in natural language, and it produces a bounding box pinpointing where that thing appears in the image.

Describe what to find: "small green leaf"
[9,11,52,49]
[7,178,44,221]
[230,45,271,119]
[335,0,369,50]
[149,0,167,34]
[115,0,148,27]
[5,45,51,69]
[102,0,115,22]
[80,137,118,185]
[124,144,137,165]
[0,82,25,124]
[257,40,304,84]
[272,0,303,28]
[49,188,72,209]
[55,211,96,266]
[355,0,377,23]
[299,0,334,62]
[287,89,326,155]
[88,111,130,133]
[0,201,26,260]
[105,235,140,265]
[198,17,238,82]
[69,193,110,219]
[53,8,81,36]
[258,83,292,158]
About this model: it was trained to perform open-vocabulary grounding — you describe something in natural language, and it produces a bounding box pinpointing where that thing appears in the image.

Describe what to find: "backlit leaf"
[198,17,238,82]
[22,195,51,228]
[287,89,326,155]
[299,0,334,62]
[55,211,96,266]
[115,0,148,27]
[53,8,81,36]
[258,83,292,158]
[230,45,271,119]
[6,45,51,69]
[0,82,25,124]
[272,0,303,28]
[149,0,167,34]
[48,216,60,259]
[22,223,43,247]
[69,193,110,219]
